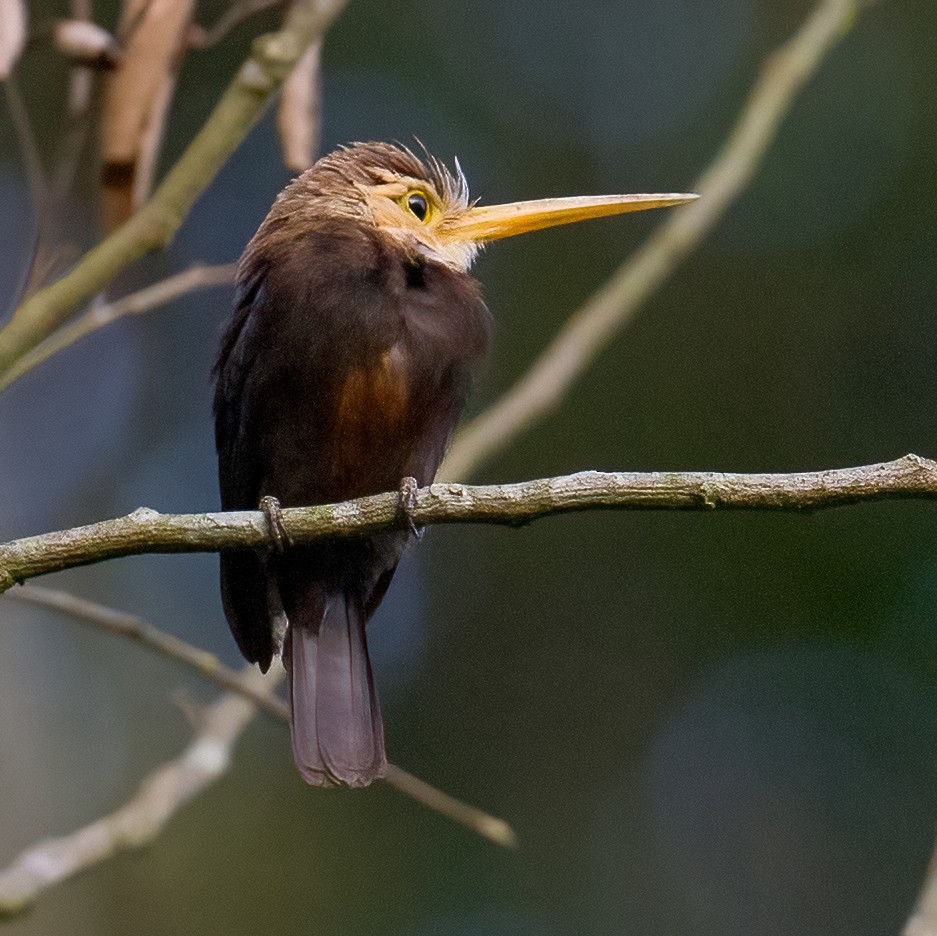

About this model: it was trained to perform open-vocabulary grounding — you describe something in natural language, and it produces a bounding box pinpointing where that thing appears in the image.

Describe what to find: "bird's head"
[253,142,697,273]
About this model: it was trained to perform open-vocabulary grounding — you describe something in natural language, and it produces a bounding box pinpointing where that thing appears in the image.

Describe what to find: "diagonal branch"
[0,668,511,921]
[440,0,882,481]
[0,665,279,918]
[0,262,236,391]
[1,455,935,593]
[9,584,287,715]
[7,583,517,848]
[905,836,937,936]
[0,0,350,381]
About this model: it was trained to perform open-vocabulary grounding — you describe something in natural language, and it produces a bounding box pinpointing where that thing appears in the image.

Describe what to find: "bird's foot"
[259,495,291,553]
[397,476,423,539]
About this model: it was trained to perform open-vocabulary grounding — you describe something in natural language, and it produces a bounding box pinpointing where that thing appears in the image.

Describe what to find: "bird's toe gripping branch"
[398,477,423,539]
[259,495,292,553]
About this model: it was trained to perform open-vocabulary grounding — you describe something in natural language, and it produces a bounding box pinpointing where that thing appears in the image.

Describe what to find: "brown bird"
[213,142,695,788]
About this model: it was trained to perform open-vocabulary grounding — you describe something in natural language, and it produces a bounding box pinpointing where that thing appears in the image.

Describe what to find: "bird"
[213,141,696,788]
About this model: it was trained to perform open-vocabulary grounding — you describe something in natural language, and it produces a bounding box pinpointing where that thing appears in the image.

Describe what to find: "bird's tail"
[285,593,387,788]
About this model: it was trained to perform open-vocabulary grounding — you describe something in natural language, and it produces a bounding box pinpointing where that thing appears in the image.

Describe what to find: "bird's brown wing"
[213,267,281,667]
[212,227,418,667]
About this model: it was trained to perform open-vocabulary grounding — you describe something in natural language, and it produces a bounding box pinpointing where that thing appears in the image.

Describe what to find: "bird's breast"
[324,344,413,493]
[334,346,410,436]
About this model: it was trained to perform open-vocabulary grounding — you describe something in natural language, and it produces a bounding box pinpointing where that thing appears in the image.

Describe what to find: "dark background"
[2,0,937,933]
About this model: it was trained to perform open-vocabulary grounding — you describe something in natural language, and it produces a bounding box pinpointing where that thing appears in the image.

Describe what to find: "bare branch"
[0,262,236,390]
[2,79,44,197]
[100,0,195,229]
[0,683,514,921]
[8,584,518,848]
[1,77,44,306]
[2,455,935,593]
[384,765,518,849]
[194,0,284,48]
[9,583,287,717]
[0,0,27,79]
[0,665,279,918]
[906,836,937,936]
[30,12,106,293]
[440,0,882,481]
[0,0,351,382]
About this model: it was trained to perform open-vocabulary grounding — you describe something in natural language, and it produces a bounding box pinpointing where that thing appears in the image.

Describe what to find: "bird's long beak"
[439,192,698,243]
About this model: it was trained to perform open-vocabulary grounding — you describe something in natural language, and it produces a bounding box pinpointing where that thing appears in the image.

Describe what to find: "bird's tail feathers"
[286,593,387,788]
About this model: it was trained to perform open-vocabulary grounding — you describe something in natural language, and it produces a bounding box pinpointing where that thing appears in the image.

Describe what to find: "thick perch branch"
[2,455,935,593]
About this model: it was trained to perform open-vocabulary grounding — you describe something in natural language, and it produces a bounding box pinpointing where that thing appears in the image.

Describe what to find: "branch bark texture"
[2,455,934,593]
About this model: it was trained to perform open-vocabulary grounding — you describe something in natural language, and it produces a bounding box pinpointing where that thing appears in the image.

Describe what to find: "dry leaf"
[277,39,321,172]
[53,19,121,69]
[0,0,28,79]
[100,0,194,228]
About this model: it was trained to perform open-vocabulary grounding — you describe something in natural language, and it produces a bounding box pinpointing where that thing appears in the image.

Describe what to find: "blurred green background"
[2,0,937,933]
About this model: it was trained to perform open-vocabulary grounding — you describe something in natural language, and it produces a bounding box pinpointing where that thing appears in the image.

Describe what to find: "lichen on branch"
[2,455,935,593]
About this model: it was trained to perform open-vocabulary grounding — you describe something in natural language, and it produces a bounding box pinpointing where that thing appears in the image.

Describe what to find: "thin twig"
[277,37,321,171]
[195,0,284,48]
[0,0,351,382]
[1,455,935,593]
[8,583,518,847]
[0,665,279,918]
[0,262,237,389]
[906,835,937,936]
[384,765,518,848]
[31,18,101,294]
[440,0,881,481]
[1,77,42,309]
[9,583,287,717]
[3,78,45,200]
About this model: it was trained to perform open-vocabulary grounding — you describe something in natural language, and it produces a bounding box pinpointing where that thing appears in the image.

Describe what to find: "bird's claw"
[398,477,423,539]
[259,495,291,553]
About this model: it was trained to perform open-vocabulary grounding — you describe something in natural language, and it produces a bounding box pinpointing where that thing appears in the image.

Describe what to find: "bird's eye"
[406,192,429,221]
